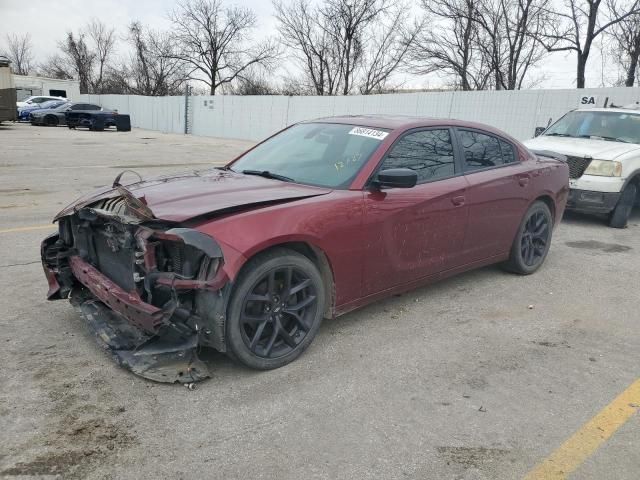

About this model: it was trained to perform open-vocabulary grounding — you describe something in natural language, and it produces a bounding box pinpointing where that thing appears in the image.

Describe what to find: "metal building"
[13,74,80,102]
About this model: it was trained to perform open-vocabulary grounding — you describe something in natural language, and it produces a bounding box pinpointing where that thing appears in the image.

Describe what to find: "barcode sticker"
[348,127,388,140]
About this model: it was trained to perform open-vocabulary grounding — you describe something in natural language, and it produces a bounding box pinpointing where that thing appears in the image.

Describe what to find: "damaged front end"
[41,196,231,383]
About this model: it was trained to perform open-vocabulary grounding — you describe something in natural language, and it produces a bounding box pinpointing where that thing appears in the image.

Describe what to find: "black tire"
[609,183,637,229]
[226,248,325,370]
[44,115,58,127]
[503,201,553,275]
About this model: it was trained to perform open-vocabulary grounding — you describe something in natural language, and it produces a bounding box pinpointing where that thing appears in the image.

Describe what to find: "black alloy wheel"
[241,266,317,358]
[45,115,58,127]
[520,210,550,266]
[504,201,553,275]
[226,249,325,369]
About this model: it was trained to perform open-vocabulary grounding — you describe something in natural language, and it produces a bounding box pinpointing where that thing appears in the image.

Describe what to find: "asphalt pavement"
[1,122,638,480]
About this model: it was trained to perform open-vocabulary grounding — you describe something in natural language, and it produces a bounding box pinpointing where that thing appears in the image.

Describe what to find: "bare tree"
[474,0,558,90]
[38,55,74,80]
[230,70,279,94]
[116,22,188,96]
[87,19,116,93]
[608,8,640,85]
[275,0,415,95]
[3,33,34,75]
[273,0,340,95]
[359,3,423,93]
[408,0,493,90]
[320,0,389,95]
[58,32,96,93]
[167,0,279,95]
[537,0,640,88]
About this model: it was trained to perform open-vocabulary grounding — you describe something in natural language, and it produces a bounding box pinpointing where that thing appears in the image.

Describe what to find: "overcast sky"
[0,0,620,90]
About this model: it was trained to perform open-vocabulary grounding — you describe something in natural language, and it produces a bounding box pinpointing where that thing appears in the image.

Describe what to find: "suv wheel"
[609,183,637,228]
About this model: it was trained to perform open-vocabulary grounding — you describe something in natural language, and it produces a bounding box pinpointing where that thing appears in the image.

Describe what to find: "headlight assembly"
[584,159,622,177]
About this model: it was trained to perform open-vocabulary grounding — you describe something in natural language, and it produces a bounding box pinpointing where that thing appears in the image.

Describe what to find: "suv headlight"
[584,160,622,177]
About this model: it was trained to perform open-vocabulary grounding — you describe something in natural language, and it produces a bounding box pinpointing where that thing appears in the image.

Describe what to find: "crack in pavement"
[0,260,40,268]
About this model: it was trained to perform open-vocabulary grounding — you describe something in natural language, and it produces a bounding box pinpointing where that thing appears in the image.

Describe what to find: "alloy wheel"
[520,210,550,266]
[239,266,318,359]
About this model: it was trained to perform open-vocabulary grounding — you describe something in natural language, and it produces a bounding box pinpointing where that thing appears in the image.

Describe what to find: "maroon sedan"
[41,116,569,382]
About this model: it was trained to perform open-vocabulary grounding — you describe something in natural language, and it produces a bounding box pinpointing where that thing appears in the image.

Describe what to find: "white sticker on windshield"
[348,127,388,140]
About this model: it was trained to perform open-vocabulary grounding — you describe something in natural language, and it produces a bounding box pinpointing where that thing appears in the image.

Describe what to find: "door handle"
[517,174,530,187]
[451,195,465,206]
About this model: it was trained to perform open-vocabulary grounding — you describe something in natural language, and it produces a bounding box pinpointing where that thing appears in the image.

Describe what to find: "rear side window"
[459,130,515,172]
[381,129,455,183]
[86,104,101,110]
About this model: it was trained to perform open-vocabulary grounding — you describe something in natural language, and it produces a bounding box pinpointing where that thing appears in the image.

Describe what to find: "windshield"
[230,123,388,188]
[52,103,71,111]
[544,110,640,144]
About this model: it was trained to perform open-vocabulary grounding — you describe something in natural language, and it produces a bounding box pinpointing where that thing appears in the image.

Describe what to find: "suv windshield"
[230,123,388,188]
[544,110,640,144]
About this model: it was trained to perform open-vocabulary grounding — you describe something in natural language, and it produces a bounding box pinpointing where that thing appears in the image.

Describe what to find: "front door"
[362,128,469,295]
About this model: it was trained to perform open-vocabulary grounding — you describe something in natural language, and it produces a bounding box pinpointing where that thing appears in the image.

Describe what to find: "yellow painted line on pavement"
[0,224,55,234]
[524,378,640,479]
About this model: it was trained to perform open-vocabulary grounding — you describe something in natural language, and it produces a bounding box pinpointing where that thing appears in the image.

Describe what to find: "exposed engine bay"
[41,193,231,383]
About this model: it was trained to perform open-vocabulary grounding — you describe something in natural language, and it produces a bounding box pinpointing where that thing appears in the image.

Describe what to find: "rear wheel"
[226,249,325,369]
[609,183,637,229]
[503,201,553,275]
[44,115,58,127]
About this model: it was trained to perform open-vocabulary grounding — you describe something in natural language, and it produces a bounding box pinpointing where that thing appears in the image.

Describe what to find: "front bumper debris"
[566,188,621,214]
[41,209,231,383]
[70,288,209,383]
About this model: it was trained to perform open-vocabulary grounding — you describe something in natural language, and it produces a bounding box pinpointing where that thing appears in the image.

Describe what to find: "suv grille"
[566,155,592,179]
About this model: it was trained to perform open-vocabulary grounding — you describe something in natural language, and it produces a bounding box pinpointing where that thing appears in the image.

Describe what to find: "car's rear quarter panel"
[529,153,570,225]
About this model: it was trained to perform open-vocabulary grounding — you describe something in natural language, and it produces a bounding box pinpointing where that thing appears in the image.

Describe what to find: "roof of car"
[302,114,514,139]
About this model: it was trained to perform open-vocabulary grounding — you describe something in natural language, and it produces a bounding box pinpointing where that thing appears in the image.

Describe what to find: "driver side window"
[380,129,456,183]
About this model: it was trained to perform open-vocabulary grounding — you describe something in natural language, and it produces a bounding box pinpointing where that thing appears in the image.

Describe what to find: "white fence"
[81,87,640,142]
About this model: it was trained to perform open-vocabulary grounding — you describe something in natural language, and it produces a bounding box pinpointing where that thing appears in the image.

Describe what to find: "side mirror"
[534,127,545,137]
[375,168,418,189]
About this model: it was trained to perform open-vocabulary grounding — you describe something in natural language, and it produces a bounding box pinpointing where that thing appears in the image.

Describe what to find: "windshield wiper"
[241,169,294,182]
[578,135,630,143]
[544,132,573,137]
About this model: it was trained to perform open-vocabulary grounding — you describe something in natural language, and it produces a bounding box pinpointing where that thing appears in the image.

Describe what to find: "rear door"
[362,127,469,295]
[455,128,532,263]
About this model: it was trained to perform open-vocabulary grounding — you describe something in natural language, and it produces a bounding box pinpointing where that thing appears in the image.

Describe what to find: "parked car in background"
[41,115,569,383]
[18,100,67,122]
[30,102,106,126]
[66,110,127,131]
[525,107,640,228]
[17,95,67,109]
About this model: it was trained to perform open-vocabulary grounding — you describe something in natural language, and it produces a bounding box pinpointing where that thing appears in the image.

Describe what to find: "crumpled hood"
[55,169,332,222]
[524,136,640,160]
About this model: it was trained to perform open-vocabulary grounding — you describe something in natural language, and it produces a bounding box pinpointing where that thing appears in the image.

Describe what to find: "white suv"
[524,107,640,228]
[16,95,68,109]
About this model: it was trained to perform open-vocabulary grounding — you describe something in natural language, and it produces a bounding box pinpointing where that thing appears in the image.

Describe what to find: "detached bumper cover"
[566,188,621,214]
[70,288,209,383]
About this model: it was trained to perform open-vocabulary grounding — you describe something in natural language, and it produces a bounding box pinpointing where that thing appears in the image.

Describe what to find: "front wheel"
[226,249,325,370]
[44,115,58,127]
[609,183,637,228]
[503,201,553,275]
